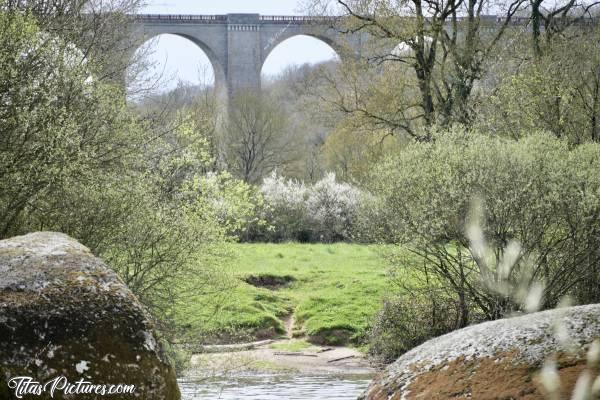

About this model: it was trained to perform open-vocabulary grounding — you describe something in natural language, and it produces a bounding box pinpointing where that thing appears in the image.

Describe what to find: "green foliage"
[477,29,600,143]
[172,243,393,346]
[0,9,239,347]
[368,291,460,365]
[185,171,265,238]
[366,129,600,326]
[157,114,216,190]
[160,340,192,376]
[0,10,136,237]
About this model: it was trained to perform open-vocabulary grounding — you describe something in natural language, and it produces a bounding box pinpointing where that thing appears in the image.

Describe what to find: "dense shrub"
[256,172,309,241]
[254,172,364,242]
[306,173,363,242]
[368,291,461,365]
[188,171,264,238]
[366,129,600,362]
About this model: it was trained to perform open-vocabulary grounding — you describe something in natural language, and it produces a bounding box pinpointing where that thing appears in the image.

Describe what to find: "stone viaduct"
[131,13,598,98]
[132,13,365,96]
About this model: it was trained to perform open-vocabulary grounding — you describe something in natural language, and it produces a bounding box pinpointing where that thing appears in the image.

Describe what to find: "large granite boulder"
[0,232,180,399]
[361,304,600,400]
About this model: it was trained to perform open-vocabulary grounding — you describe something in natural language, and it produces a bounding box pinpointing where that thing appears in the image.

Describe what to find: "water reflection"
[179,373,372,400]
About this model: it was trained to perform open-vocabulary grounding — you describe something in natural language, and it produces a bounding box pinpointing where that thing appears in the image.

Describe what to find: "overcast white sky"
[138,0,337,90]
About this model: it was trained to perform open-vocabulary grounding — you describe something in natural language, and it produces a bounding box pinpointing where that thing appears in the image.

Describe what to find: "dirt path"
[283,313,294,339]
[189,339,376,376]
[186,312,376,377]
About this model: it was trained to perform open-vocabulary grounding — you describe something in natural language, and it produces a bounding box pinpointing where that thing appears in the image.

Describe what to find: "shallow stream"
[179,372,372,399]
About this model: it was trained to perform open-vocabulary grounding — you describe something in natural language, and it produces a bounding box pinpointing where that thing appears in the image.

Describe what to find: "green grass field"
[174,243,394,346]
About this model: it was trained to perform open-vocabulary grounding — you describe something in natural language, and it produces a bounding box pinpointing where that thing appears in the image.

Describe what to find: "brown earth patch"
[243,274,296,290]
[396,351,591,400]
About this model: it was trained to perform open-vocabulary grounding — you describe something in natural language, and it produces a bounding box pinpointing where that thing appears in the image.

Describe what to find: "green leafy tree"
[477,27,600,143]
[0,8,139,237]
[366,129,600,326]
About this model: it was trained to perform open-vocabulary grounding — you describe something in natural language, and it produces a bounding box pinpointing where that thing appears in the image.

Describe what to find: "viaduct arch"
[131,13,365,96]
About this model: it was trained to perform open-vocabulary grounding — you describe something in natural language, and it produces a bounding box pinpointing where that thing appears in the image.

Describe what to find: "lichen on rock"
[361,304,600,400]
[0,232,180,400]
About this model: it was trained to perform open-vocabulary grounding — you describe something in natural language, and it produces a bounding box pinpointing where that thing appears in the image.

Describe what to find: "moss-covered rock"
[0,232,180,400]
[361,304,600,400]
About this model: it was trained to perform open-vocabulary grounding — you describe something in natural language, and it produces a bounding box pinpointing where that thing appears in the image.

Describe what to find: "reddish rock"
[361,305,600,400]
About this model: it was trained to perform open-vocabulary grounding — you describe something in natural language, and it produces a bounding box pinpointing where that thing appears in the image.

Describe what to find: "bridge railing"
[259,15,339,24]
[135,14,228,23]
[134,14,338,25]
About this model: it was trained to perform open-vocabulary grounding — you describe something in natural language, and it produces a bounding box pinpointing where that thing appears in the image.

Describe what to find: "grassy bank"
[174,243,394,346]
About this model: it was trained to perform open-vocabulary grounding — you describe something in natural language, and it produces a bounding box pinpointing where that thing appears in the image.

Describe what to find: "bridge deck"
[134,14,338,25]
[132,13,598,27]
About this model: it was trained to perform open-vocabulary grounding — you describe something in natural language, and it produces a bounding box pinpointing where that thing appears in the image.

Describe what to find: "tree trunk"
[531,0,543,58]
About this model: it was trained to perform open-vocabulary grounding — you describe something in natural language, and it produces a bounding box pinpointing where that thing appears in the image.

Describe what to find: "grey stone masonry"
[131,14,365,96]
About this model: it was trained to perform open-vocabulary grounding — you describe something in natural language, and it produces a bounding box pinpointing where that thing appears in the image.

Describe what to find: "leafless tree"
[303,0,532,139]
[528,0,600,57]
[224,90,299,184]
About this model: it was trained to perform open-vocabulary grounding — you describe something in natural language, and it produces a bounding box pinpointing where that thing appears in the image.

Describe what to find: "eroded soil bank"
[186,339,376,377]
